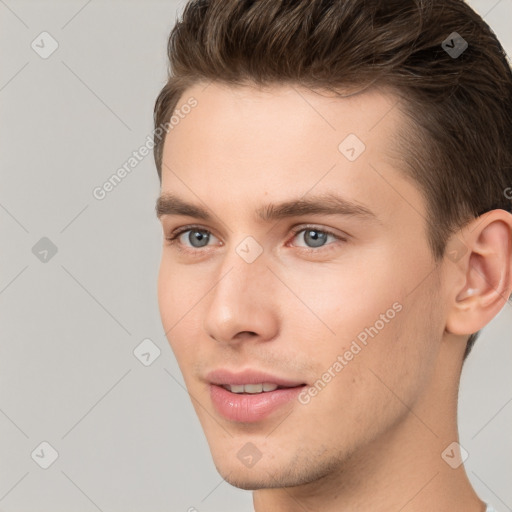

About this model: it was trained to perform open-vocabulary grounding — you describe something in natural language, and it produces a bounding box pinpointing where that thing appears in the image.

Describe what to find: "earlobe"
[445,211,512,336]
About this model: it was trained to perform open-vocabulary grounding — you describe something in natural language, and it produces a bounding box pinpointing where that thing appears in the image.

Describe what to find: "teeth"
[223,383,279,394]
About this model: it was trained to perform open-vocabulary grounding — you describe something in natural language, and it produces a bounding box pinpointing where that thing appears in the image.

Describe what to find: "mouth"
[206,368,307,388]
[219,382,305,394]
[205,368,308,422]
[209,382,307,422]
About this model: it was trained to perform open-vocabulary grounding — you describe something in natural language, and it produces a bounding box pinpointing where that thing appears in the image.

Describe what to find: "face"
[156,82,447,489]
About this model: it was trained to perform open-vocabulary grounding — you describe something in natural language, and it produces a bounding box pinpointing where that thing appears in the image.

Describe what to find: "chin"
[210,451,309,491]
[219,465,291,490]
[223,474,269,490]
[209,452,276,489]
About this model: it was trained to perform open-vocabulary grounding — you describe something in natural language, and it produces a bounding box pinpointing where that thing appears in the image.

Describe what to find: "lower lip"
[209,384,306,423]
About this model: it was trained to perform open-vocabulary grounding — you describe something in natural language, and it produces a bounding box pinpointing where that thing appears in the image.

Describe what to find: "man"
[153,1,512,510]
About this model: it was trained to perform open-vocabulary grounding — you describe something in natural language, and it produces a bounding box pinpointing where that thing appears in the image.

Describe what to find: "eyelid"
[164,223,348,252]
[288,224,348,242]
[163,224,219,257]
[166,224,221,244]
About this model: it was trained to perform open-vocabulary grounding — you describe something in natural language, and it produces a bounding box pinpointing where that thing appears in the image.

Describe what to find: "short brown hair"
[153,0,512,360]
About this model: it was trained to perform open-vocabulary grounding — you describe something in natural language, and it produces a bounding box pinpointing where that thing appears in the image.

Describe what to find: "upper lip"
[206,368,306,387]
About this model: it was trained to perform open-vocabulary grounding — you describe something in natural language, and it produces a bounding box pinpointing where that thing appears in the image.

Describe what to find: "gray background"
[0,1,511,511]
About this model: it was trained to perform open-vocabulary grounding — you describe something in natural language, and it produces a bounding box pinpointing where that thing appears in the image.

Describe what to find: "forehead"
[169,81,403,140]
[160,81,422,227]
[163,81,405,168]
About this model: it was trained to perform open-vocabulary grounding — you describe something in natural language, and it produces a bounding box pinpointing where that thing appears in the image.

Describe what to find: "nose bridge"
[203,238,279,342]
[216,234,270,299]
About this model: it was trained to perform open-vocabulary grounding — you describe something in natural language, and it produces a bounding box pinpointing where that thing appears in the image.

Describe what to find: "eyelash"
[164,224,347,256]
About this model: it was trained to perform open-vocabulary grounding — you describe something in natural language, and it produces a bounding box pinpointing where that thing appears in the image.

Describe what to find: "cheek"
[295,296,436,448]
[277,257,404,344]
[157,255,206,322]
[157,257,202,355]
[289,261,438,398]
[157,259,177,329]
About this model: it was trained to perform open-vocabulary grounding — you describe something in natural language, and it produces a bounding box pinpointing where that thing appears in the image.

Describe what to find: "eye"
[289,226,345,249]
[166,226,219,250]
[164,224,346,255]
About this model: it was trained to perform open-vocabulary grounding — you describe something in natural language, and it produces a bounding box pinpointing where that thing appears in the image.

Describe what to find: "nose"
[203,243,280,344]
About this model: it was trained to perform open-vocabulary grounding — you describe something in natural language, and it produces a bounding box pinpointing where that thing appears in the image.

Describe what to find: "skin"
[156,81,512,512]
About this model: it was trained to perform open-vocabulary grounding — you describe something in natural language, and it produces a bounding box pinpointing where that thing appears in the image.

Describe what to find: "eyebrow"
[156,192,379,224]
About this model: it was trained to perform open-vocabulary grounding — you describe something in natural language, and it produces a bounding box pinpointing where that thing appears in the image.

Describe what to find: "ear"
[445,209,512,337]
